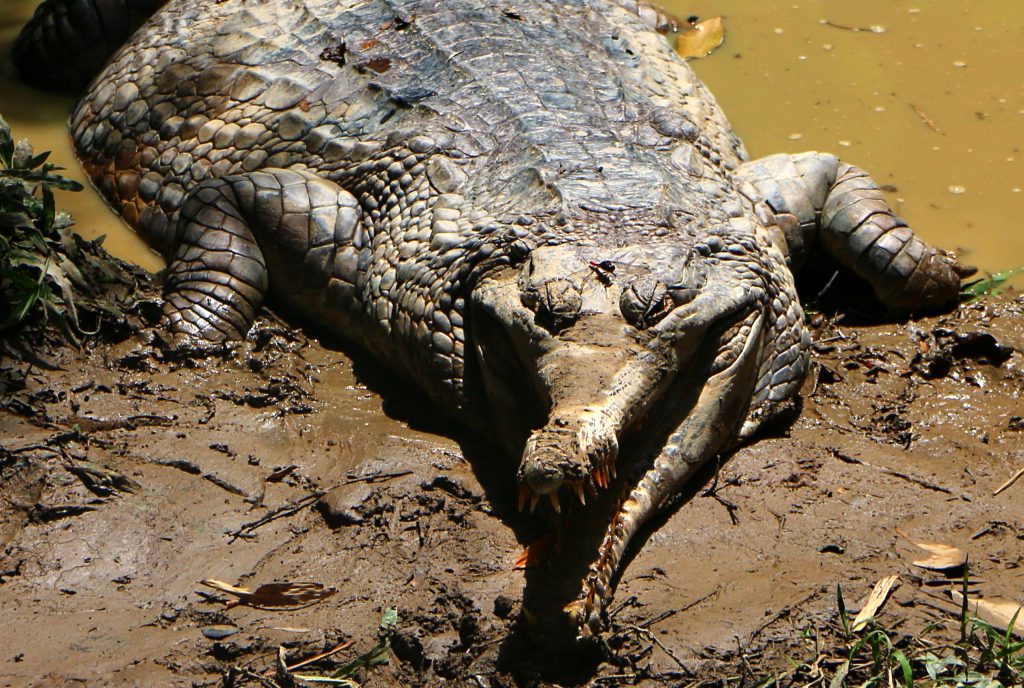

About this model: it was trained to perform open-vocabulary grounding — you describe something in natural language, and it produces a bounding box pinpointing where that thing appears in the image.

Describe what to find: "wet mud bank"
[1,266,1021,685]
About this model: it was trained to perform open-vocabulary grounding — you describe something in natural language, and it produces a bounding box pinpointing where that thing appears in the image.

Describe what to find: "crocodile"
[16,0,967,642]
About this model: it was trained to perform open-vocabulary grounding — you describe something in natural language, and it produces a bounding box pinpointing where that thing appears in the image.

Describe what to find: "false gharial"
[16,0,969,643]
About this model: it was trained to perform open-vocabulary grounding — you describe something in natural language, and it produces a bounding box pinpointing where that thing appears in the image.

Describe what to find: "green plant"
[0,113,140,345]
[766,576,1023,688]
[961,267,1024,300]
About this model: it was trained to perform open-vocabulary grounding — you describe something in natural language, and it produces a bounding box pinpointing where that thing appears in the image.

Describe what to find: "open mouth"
[468,241,776,643]
[513,314,754,642]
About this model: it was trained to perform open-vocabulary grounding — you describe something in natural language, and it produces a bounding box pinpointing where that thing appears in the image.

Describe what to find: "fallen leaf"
[201,624,239,639]
[676,17,725,60]
[951,590,1024,638]
[513,533,558,570]
[201,579,337,609]
[896,529,967,571]
[852,575,899,631]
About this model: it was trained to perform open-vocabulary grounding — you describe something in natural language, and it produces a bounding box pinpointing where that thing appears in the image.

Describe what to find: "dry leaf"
[852,575,899,631]
[513,533,558,570]
[676,17,725,60]
[201,578,337,609]
[951,590,1024,638]
[896,529,967,571]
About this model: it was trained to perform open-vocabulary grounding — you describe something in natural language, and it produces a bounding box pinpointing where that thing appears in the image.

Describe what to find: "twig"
[910,103,942,133]
[228,491,325,542]
[227,469,414,541]
[993,466,1024,496]
[622,624,692,675]
[343,469,413,484]
[640,588,721,629]
[829,449,952,495]
[821,19,884,33]
[285,639,355,671]
[587,674,641,686]
[749,586,824,641]
[2,443,62,457]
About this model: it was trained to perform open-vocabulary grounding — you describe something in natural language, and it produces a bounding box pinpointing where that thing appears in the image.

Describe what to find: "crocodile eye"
[619,275,670,329]
[522,278,583,331]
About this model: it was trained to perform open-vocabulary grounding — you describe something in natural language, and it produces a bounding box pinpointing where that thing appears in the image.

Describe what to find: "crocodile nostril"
[619,275,670,328]
[521,278,583,331]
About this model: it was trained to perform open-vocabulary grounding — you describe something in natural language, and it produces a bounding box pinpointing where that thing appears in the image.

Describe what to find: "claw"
[548,492,561,514]
[518,484,529,512]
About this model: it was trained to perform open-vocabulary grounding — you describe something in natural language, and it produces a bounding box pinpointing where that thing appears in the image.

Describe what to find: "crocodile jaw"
[470,243,768,642]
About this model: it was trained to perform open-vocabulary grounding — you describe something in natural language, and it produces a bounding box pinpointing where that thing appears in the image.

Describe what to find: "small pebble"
[948,185,966,195]
[953,60,967,68]
[789,133,803,140]
[838,140,851,147]
[773,27,784,34]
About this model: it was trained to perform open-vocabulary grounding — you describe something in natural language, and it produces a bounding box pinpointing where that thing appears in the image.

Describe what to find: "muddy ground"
[1,270,1022,686]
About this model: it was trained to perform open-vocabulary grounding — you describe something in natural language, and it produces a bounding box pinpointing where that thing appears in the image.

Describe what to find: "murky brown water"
[2,0,1021,279]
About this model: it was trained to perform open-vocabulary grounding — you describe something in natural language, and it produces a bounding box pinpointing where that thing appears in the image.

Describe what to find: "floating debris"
[675,16,725,60]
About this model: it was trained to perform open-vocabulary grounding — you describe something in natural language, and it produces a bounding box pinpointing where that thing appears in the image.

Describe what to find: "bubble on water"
[947,185,966,195]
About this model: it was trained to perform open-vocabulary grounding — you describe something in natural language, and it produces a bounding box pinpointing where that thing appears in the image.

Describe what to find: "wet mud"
[2,272,1021,685]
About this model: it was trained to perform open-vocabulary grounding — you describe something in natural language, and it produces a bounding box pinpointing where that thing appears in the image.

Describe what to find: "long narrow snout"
[518,332,672,502]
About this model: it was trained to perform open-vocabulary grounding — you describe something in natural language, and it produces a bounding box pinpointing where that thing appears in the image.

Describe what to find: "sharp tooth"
[517,485,529,512]
[585,478,598,499]
[608,462,616,479]
[548,492,561,514]
[595,466,607,489]
[573,481,586,505]
[529,493,539,514]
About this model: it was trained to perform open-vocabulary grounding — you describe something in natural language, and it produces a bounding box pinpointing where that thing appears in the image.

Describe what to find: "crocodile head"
[471,238,780,644]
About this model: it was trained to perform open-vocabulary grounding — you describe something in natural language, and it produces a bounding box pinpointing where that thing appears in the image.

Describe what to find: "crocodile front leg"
[164,168,361,340]
[14,0,168,89]
[735,152,972,314]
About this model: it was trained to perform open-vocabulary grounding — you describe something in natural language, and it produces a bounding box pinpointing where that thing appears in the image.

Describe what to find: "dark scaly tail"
[13,0,167,90]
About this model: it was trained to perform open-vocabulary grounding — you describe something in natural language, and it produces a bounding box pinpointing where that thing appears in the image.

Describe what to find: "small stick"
[993,466,1024,496]
[910,103,942,133]
[622,625,692,675]
[285,639,355,671]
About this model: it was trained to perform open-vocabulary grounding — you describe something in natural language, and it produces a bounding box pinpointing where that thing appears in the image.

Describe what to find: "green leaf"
[961,267,1024,299]
[26,150,51,170]
[837,583,851,638]
[891,650,913,688]
[0,114,13,168]
[41,184,55,233]
[379,607,398,632]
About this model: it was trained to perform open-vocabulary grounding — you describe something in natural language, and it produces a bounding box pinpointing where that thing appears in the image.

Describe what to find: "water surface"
[2,0,1021,279]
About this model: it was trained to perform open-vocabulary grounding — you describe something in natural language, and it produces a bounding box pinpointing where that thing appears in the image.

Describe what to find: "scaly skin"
[17,0,968,644]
